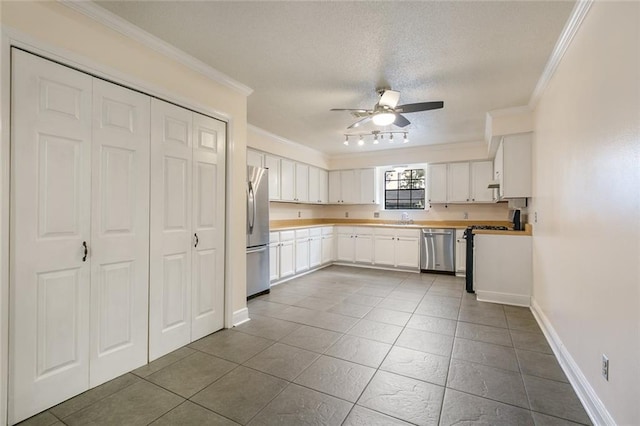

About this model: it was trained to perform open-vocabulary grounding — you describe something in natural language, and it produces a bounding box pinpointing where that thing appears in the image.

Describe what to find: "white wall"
[531,2,639,424]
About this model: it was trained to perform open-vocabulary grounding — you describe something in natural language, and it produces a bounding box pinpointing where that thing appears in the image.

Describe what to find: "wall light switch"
[298,211,301,218]
[373,212,380,218]
[345,212,349,218]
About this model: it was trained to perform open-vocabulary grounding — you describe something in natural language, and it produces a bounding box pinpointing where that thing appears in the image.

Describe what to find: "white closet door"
[10,50,92,423]
[191,113,226,340]
[150,99,193,360]
[89,80,150,385]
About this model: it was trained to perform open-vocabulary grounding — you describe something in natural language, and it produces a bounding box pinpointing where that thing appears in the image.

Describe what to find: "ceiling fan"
[331,88,444,129]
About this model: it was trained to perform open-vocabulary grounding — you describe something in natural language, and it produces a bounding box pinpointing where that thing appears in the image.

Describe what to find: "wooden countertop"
[269,219,532,235]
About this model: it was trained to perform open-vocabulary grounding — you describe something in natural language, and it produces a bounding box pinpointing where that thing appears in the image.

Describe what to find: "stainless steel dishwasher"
[420,228,455,273]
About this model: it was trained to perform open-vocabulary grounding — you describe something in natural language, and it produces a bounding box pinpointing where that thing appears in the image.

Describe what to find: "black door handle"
[194,233,199,248]
[82,241,88,262]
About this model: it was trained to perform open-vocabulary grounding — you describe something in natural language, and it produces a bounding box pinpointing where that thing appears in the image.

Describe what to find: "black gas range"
[463,225,509,293]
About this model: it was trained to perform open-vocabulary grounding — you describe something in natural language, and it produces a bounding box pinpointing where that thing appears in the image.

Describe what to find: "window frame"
[382,167,426,210]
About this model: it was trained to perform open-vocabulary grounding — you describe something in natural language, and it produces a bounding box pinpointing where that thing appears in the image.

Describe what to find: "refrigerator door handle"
[247,181,255,232]
[246,245,267,254]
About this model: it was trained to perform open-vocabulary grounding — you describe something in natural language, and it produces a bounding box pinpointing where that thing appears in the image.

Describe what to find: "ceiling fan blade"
[330,108,369,112]
[347,116,372,129]
[378,90,400,108]
[396,101,444,113]
[394,114,411,127]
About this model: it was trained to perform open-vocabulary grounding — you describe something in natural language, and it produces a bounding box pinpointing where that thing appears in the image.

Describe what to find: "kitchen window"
[384,168,425,209]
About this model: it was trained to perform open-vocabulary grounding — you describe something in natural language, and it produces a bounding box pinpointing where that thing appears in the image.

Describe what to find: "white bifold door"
[10,50,150,423]
[149,99,226,361]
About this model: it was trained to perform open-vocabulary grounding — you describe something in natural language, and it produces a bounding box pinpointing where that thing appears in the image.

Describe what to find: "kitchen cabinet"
[309,228,322,268]
[308,166,328,204]
[474,234,532,306]
[280,159,295,202]
[354,228,374,264]
[328,169,377,204]
[429,161,494,204]
[264,154,281,200]
[247,149,264,168]
[295,163,309,202]
[428,164,448,204]
[318,169,329,204]
[470,161,494,202]
[269,233,280,282]
[279,231,296,279]
[373,228,419,269]
[321,227,335,264]
[455,229,466,276]
[336,228,355,262]
[494,133,532,198]
[295,229,310,273]
[447,162,471,202]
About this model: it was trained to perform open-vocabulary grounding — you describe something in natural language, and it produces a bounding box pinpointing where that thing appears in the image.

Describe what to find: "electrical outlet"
[463,212,469,219]
[373,212,380,218]
[297,211,301,218]
[602,354,609,380]
[345,212,349,218]
[534,212,538,223]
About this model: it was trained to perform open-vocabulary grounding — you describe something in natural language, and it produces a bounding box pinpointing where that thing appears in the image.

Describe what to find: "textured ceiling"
[96,1,575,155]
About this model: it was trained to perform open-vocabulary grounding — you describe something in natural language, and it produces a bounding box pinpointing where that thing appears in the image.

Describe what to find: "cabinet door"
[308,166,320,203]
[321,235,334,264]
[279,240,295,278]
[309,237,322,268]
[427,164,448,203]
[90,79,150,386]
[502,133,532,198]
[470,161,494,202]
[11,50,93,422]
[264,155,281,200]
[280,159,295,201]
[150,99,193,360]
[455,230,466,275]
[374,236,395,266]
[295,239,309,273]
[247,149,264,168]
[447,162,470,203]
[355,234,373,263]
[359,168,377,204]
[336,234,355,262]
[318,169,328,203]
[328,170,341,203]
[295,163,309,202]
[269,243,280,282]
[191,113,226,341]
[395,237,419,268]
[341,170,357,203]
[494,141,504,199]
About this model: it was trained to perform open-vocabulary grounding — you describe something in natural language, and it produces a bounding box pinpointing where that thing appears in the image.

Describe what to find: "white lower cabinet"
[309,228,322,269]
[269,232,280,282]
[295,229,310,273]
[373,228,420,269]
[270,227,333,284]
[321,227,335,264]
[279,231,296,279]
[336,227,355,262]
[355,228,374,264]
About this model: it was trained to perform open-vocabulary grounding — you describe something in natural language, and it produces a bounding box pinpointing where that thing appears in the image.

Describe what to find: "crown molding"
[247,124,329,157]
[529,0,593,108]
[59,0,253,97]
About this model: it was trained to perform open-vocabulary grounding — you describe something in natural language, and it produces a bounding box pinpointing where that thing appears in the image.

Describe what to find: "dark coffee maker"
[511,209,522,231]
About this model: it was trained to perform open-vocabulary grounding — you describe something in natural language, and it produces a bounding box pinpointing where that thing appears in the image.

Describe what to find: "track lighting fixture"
[403,133,409,143]
[342,130,408,147]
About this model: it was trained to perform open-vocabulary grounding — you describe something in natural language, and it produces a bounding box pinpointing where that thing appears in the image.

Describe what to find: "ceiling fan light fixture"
[372,112,396,126]
[403,133,409,143]
[343,135,349,146]
[358,135,364,146]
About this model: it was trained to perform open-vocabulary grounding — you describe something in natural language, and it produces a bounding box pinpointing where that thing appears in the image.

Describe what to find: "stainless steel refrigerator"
[246,166,270,298]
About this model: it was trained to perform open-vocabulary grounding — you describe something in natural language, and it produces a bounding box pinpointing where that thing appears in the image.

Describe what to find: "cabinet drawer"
[374,227,396,237]
[321,226,334,235]
[355,227,374,235]
[309,227,322,237]
[280,230,295,241]
[336,226,353,235]
[395,228,419,238]
[295,229,310,239]
[269,232,280,243]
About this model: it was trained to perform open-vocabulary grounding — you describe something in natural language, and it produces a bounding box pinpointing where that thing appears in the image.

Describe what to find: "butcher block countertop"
[270,219,532,235]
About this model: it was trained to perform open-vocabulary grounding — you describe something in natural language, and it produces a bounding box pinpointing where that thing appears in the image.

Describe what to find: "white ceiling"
[96,1,575,156]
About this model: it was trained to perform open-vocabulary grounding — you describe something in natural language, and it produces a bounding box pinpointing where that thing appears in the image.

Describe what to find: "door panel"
[10,49,92,424]
[150,99,193,360]
[191,113,225,341]
[90,79,150,386]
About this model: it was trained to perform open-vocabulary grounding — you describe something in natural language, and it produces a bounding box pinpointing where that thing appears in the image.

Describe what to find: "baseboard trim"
[476,290,531,307]
[232,308,250,327]
[530,298,615,426]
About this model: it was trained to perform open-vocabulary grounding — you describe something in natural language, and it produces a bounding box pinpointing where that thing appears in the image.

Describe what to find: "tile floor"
[20,266,592,426]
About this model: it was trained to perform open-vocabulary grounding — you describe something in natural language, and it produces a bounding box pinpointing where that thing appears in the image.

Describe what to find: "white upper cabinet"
[328,169,377,204]
[428,164,448,203]
[318,169,328,204]
[280,158,295,201]
[447,162,471,203]
[328,171,342,203]
[308,166,320,204]
[359,168,378,204]
[498,133,532,198]
[341,170,358,203]
[247,149,264,168]
[295,163,309,202]
[264,154,281,200]
[470,161,494,202]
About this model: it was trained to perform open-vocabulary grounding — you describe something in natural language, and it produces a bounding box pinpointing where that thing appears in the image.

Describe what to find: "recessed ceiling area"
[96,1,575,155]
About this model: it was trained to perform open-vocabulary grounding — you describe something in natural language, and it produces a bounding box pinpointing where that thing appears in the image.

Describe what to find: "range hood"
[487,180,500,189]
